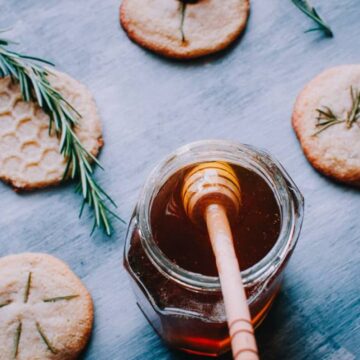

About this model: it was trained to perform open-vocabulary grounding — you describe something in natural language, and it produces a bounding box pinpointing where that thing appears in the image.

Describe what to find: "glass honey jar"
[124,140,304,356]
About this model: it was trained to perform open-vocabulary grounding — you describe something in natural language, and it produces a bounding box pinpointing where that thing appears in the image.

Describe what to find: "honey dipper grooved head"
[182,162,241,224]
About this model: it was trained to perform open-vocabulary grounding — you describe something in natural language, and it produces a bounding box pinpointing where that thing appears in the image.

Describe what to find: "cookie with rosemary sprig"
[0,34,121,235]
[0,69,103,190]
[0,253,93,360]
[292,65,360,186]
[120,0,250,59]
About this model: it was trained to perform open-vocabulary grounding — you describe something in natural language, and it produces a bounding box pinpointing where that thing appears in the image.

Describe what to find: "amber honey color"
[125,163,285,356]
[125,141,304,356]
[151,164,281,276]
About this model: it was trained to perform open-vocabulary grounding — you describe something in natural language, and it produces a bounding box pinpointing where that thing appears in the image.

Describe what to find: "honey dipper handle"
[205,204,259,360]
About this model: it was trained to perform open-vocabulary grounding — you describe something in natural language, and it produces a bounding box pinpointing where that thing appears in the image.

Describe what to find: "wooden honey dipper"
[182,162,259,360]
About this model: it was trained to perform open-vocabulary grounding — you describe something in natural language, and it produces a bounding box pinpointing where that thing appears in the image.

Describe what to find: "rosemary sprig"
[291,0,333,37]
[313,87,360,136]
[43,295,79,303]
[36,322,57,354]
[0,34,122,235]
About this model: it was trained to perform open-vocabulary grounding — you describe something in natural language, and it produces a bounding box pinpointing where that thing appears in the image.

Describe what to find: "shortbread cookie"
[0,253,94,360]
[292,65,360,186]
[120,0,250,59]
[0,70,103,190]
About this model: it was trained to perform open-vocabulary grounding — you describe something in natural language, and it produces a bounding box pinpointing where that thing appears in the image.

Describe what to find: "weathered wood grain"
[1,0,359,359]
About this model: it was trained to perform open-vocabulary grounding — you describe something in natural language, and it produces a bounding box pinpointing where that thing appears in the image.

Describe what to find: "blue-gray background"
[2,1,359,359]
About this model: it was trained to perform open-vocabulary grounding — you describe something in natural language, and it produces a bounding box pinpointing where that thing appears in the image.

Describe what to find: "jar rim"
[138,140,304,292]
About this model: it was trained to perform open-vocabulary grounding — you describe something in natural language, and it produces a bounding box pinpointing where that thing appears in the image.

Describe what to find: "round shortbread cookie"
[120,0,250,59]
[0,70,103,190]
[0,253,94,360]
[292,65,360,186]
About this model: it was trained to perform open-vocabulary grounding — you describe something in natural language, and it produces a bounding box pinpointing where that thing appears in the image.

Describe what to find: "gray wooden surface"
[2,0,359,359]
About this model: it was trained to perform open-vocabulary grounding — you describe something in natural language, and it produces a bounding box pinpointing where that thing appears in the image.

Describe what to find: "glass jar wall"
[124,140,304,356]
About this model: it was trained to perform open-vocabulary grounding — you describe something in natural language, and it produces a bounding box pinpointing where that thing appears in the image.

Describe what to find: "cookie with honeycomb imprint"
[0,70,103,190]
[0,253,94,360]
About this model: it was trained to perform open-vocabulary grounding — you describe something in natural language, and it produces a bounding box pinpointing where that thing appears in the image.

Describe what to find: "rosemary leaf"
[0,300,12,308]
[43,295,79,303]
[14,321,22,359]
[180,2,187,43]
[178,0,199,43]
[24,272,32,304]
[313,119,345,136]
[291,0,333,37]
[36,322,57,355]
[346,86,360,128]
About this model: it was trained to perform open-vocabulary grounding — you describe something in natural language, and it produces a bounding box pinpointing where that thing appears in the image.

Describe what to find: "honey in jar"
[151,164,281,277]
[124,140,304,356]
